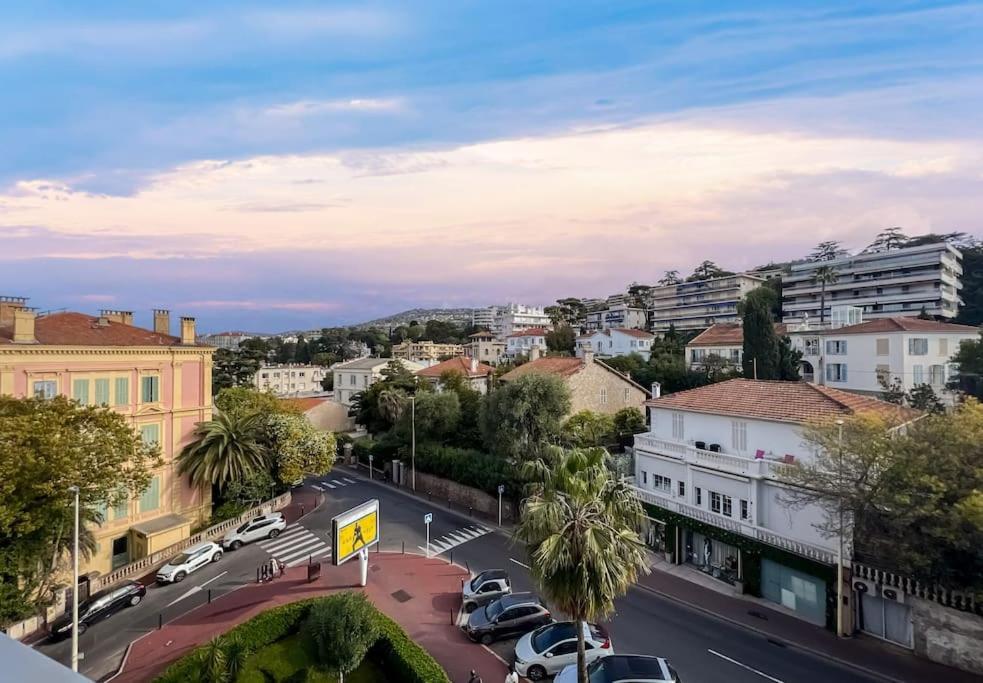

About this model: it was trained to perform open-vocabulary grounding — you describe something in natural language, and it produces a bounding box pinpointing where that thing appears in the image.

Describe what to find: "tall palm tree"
[378,388,406,427]
[813,265,839,325]
[177,411,267,491]
[517,447,649,683]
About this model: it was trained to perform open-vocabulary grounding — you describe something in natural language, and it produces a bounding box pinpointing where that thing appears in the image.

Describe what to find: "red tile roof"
[500,356,584,379]
[818,317,980,336]
[507,327,549,338]
[416,356,495,378]
[646,378,921,424]
[0,312,200,347]
[688,323,787,347]
[469,331,495,338]
[282,397,330,412]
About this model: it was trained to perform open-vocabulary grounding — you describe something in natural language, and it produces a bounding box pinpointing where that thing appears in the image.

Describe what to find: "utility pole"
[497,484,505,526]
[835,419,845,638]
[69,485,80,672]
[411,395,416,491]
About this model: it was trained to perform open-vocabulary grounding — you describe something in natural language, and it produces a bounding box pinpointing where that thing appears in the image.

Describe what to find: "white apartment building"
[331,357,425,406]
[585,301,648,331]
[647,274,765,334]
[493,303,552,339]
[201,331,252,350]
[505,328,548,358]
[254,364,327,396]
[782,242,963,325]
[685,323,787,370]
[633,379,920,627]
[788,317,979,401]
[471,306,496,330]
[576,328,655,361]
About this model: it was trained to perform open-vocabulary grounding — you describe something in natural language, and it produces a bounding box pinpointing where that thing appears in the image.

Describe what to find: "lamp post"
[835,419,845,638]
[68,485,80,672]
[411,395,416,491]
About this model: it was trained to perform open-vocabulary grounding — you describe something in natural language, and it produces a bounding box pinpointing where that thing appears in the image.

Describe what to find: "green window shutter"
[94,379,110,405]
[72,379,90,404]
[140,424,161,448]
[139,476,160,513]
[92,501,108,525]
[114,497,129,520]
[115,377,130,406]
[141,376,160,403]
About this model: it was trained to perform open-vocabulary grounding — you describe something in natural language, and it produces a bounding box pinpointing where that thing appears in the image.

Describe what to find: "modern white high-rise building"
[782,242,963,325]
[471,306,496,331]
[646,274,765,333]
[492,303,552,338]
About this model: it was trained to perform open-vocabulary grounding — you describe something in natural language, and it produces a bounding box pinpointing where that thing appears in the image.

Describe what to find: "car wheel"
[231,540,243,550]
[174,571,187,583]
[76,622,88,635]
[269,529,281,539]
[527,665,547,681]
[212,551,223,562]
[464,602,477,614]
[129,595,142,607]
[479,633,493,645]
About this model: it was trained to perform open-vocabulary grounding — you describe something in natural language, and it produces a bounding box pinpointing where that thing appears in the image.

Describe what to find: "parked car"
[556,655,681,683]
[465,592,552,645]
[222,512,287,550]
[514,621,613,681]
[462,568,511,613]
[156,541,223,584]
[48,581,146,639]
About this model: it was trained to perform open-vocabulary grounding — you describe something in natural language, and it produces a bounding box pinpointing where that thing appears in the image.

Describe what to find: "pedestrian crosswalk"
[310,476,359,492]
[418,524,492,556]
[258,523,333,568]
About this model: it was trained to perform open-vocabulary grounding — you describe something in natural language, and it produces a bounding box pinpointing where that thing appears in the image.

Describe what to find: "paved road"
[37,470,883,683]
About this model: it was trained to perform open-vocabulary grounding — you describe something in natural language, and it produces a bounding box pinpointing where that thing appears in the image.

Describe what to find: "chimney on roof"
[529,346,542,361]
[0,296,29,326]
[153,309,171,336]
[180,317,196,345]
[12,307,37,343]
[470,357,478,373]
[582,349,594,365]
[100,309,133,326]
[651,381,662,399]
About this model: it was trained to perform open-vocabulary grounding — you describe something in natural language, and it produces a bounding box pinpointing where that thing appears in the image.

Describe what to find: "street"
[38,468,884,683]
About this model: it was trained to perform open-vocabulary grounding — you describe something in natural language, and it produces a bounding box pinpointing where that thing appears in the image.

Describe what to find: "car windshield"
[471,571,493,590]
[235,522,250,533]
[532,623,576,653]
[484,599,505,620]
[169,552,191,565]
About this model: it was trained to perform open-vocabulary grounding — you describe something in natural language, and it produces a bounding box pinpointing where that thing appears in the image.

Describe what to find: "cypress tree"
[742,289,780,379]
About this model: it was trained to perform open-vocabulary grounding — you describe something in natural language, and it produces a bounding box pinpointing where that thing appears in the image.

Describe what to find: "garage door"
[859,592,912,648]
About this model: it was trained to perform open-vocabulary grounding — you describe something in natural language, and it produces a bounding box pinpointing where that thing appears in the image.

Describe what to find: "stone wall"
[911,597,983,675]
[567,360,648,416]
[393,466,517,523]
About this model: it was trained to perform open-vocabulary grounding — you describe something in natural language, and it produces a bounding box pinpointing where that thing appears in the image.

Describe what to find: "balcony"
[633,434,793,479]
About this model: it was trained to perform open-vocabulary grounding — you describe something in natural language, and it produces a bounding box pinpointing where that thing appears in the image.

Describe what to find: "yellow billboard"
[332,499,380,565]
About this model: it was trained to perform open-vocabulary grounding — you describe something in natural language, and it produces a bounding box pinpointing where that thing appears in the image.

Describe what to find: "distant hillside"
[353,307,477,330]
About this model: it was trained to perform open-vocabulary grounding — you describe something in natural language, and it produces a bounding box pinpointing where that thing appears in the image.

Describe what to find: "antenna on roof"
[36,308,67,318]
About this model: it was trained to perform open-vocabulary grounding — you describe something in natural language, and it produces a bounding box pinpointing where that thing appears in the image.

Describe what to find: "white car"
[514,621,613,681]
[556,655,681,683]
[462,569,511,613]
[222,513,287,550]
[156,541,223,584]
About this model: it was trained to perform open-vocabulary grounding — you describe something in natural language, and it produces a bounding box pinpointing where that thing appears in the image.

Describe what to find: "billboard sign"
[332,499,380,566]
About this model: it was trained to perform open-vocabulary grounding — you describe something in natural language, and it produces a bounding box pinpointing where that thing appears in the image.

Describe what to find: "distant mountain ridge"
[353,307,477,329]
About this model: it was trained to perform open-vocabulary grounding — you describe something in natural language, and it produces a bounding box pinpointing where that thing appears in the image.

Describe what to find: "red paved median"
[112,552,504,683]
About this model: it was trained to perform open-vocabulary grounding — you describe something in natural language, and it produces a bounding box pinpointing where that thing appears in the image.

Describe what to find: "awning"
[130,513,189,537]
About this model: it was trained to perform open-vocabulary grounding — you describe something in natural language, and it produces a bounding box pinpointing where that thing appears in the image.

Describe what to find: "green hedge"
[154,594,450,683]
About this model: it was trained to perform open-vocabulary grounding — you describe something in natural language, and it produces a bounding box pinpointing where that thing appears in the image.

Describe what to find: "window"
[33,380,57,399]
[876,338,889,356]
[826,340,847,355]
[94,378,110,405]
[623,388,630,402]
[722,495,733,517]
[804,338,820,355]
[274,372,280,378]
[740,499,749,520]
[140,376,159,403]
[139,476,160,513]
[710,491,722,514]
[642,471,648,485]
[671,412,685,439]
[939,338,949,356]
[114,377,129,406]
[113,496,129,520]
[261,372,268,378]
[299,371,305,377]
[913,365,924,385]
[72,379,90,404]
[600,388,608,404]
[695,487,702,506]
[929,365,945,386]
[731,421,747,452]
[140,424,160,448]
[826,363,848,382]
[678,481,686,498]
[908,338,928,355]
[653,474,671,492]
[350,374,356,386]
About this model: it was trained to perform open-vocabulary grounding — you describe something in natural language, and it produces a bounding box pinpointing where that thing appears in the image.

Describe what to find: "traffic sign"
[424,513,433,524]
[497,484,505,494]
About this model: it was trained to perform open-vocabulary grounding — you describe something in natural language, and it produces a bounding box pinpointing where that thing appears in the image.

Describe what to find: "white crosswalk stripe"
[311,484,324,491]
[418,524,492,556]
[322,481,336,489]
[257,523,332,567]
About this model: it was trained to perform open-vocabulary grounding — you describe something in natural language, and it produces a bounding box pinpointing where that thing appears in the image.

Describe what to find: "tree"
[686,260,733,282]
[546,298,587,327]
[0,396,161,624]
[396,391,461,443]
[879,375,907,405]
[482,374,571,459]
[436,370,484,448]
[627,283,653,307]
[211,347,263,394]
[517,447,648,683]
[546,324,576,355]
[214,387,300,421]
[813,265,839,325]
[917,305,933,320]
[657,270,681,286]
[777,336,802,381]
[562,410,615,448]
[863,227,908,253]
[178,411,268,492]
[741,289,780,380]
[612,407,647,438]
[304,592,378,682]
[266,414,336,484]
[956,240,983,327]
[907,384,945,414]
[378,388,406,426]
[950,331,983,400]
[809,240,847,262]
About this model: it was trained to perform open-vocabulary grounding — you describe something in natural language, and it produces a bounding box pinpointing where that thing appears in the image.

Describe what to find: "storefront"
[761,559,827,626]
[641,516,668,554]
[683,530,740,585]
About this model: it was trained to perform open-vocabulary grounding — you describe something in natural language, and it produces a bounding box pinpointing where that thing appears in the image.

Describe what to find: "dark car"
[48,580,146,639]
[465,592,553,645]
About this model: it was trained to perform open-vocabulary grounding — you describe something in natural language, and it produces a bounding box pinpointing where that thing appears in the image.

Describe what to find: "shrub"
[370,609,450,683]
[303,593,378,677]
[411,443,516,497]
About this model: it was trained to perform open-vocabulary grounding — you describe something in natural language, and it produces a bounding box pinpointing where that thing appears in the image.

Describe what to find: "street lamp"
[410,395,416,491]
[68,485,80,672]
[835,419,845,638]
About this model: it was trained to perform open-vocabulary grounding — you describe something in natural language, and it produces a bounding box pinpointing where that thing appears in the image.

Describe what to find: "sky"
[2,1,982,333]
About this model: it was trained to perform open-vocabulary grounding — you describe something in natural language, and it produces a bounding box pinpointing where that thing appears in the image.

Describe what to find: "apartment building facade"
[391,340,465,362]
[253,363,327,396]
[647,274,765,334]
[505,327,548,359]
[471,306,496,331]
[492,303,552,338]
[0,300,213,576]
[465,330,507,365]
[200,330,252,350]
[782,242,964,325]
[331,357,425,406]
[633,379,919,628]
[576,328,655,361]
[685,323,787,370]
[585,300,648,332]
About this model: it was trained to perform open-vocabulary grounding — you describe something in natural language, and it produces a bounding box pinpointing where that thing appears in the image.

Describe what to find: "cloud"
[181,299,345,313]
[265,98,405,118]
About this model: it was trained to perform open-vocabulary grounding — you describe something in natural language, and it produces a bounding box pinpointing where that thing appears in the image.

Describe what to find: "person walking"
[468,669,483,683]
[504,665,519,683]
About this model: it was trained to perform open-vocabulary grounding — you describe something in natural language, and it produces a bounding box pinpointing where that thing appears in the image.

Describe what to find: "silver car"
[156,541,222,584]
[514,621,613,681]
[222,512,287,550]
[462,568,511,613]
[556,655,681,683]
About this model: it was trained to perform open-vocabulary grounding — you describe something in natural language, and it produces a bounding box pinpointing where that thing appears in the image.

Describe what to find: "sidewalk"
[637,560,983,683]
[112,552,504,683]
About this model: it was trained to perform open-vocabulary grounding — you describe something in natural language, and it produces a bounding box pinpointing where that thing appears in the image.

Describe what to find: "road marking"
[276,538,326,563]
[342,477,356,484]
[708,649,785,683]
[199,571,228,588]
[311,484,324,491]
[286,547,332,568]
[322,481,336,489]
[259,529,309,552]
[280,541,328,565]
[164,570,227,608]
[416,524,492,556]
[509,558,530,569]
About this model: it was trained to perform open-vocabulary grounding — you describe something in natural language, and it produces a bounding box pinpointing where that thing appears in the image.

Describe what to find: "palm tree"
[813,265,839,325]
[516,447,649,683]
[177,411,267,491]
[377,388,405,427]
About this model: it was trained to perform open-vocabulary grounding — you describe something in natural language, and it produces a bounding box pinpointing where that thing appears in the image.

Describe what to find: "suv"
[556,655,681,683]
[514,621,613,681]
[222,512,287,550]
[48,581,146,639]
[462,569,511,613]
[156,541,223,584]
[465,592,552,645]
